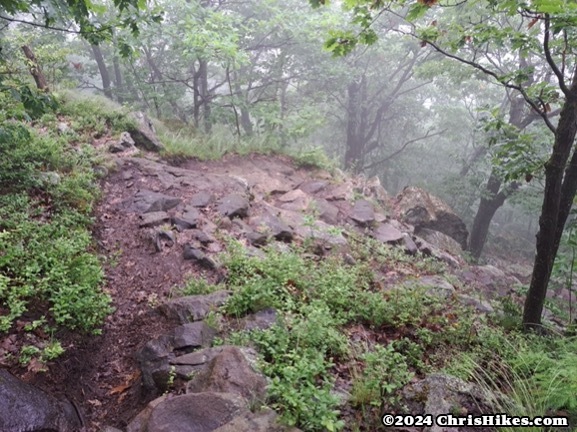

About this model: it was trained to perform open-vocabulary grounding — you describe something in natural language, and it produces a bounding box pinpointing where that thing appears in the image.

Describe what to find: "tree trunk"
[468,171,518,259]
[112,37,125,104]
[198,59,211,132]
[21,45,49,91]
[91,44,113,99]
[523,85,577,330]
[344,78,366,172]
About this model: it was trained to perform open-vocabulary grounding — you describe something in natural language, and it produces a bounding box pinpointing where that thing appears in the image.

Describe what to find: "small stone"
[172,322,217,350]
[190,191,215,207]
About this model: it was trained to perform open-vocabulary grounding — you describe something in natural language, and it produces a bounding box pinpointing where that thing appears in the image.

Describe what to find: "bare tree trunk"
[91,44,113,99]
[344,77,366,173]
[21,45,49,91]
[469,171,518,259]
[523,83,577,330]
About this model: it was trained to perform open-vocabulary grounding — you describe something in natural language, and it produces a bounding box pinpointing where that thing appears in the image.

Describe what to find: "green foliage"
[0,95,113,358]
[351,343,414,408]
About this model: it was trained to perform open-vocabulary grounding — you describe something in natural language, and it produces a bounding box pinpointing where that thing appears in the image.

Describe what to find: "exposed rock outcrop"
[396,186,468,250]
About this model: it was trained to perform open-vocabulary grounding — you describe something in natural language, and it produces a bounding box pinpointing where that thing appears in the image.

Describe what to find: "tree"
[313,0,577,330]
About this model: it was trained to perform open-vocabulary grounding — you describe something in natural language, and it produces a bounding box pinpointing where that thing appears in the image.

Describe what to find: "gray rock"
[134,190,181,214]
[246,231,268,247]
[190,229,214,245]
[171,347,226,366]
[218,194,250,219]
[350,200,375,226]
[313,198,339,225]
[213,408,295,432]
[128,111,164,152]
[405,275,455,298]
[458,294,495,314]
[418,228,463,256]
[298,180,328,194]
[135,335,174,392]
[372,223,403,244]
[159,291,230,324]
[57,122,70,134]
[403,233,419,255]
[396,186,468,250]
[139,211,171,228]
[109,142,125,153]
[38,171,62,186]
[153,230,175,252]
[102,426,124,432]
[128,392,247,432]
[186,346,267,401]
[183,245,219,270]
[173,207,200,230]
[250,212,293,242]
[189,191,215,207]
[119,131,136,148]
[402,373,499,432]
[0,369,82,432]
[241,308,277,331]
[172,322,217,350]
[457,265,521,299]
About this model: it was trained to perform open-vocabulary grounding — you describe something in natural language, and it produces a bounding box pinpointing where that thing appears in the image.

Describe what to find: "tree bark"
[344,77,366,173]
[523,84,577,330]
[21,45,49,91]
[91,44,113,99]
[469,171,518,259]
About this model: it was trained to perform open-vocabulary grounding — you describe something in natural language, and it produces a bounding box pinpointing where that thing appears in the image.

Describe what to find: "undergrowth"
[0,88,113,367]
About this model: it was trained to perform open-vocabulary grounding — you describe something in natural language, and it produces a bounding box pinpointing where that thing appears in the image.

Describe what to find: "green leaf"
[406,3,429,21]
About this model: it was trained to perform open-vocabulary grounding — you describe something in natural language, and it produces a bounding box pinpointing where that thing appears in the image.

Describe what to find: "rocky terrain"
[2,127,546,432]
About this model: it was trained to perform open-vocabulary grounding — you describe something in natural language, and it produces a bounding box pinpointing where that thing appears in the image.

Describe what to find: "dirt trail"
[16,152,325,431]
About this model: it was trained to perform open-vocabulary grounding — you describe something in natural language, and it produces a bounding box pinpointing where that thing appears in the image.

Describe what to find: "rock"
[135,335,174,392]
[403,233,418,255]
[183,245,219,270]
[362,176,389,208]
[119,131,136,148]
[372,222,403,244]
[414,236,461,268]
[213,408,299,432]
[298,180,328,194]
[172,322,217,350]
[134,190,181,214]
[278,189,307,203]
[350,200,375,226]
[405,275,455,298]
[109,142,126,153]
[128,111,164,152]
[418,228,463,256]
[396,186,468,249]
[171,347,226,366]
[127,392,247,432]
[0,369,82,432]
[38,171,61,186]
[139,212,171,228]
[159,291,230,324]
[313,198,339,225]
[458,294,495,314]
[173,207,200,230]
[457,265,521,299]
[241,308,277,331]
[190,191,215,207]
[218,194,250,219]
[186,346,267,401]
[402,373,499,432]
[250,212,293,242]
[246,231,268,247]
[325,182,354,201]
[102,426,124,432]
[152,230,175,252]
[190,229,214,244]
[57,122,70,134]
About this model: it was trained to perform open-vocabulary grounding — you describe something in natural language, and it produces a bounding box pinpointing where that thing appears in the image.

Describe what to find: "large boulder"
[186,346,267,401]
[127,392,248,432]
[128,111,164,152]
[396,186,468,250]
[0,369,82,432]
